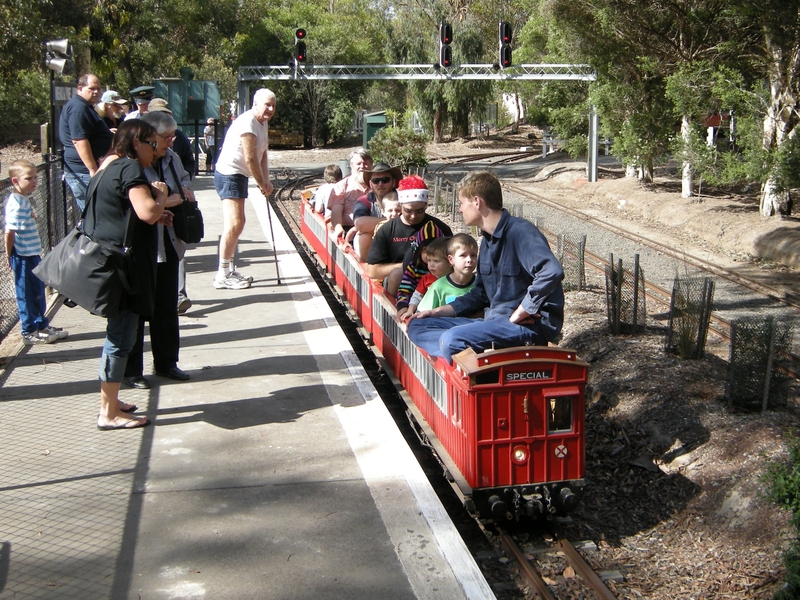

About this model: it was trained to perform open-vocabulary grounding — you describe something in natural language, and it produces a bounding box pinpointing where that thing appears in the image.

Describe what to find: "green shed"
[363,111,387,149]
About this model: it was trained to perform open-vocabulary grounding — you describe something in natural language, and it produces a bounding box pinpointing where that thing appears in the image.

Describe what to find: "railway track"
[495,527,618,600]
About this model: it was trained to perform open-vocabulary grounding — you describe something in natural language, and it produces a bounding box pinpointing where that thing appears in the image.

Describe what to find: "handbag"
[167,160,204,243]
[33,169,137,318]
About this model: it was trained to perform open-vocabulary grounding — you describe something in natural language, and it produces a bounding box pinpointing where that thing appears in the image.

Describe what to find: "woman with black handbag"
[92,120,181,430]
[121,110,194,389]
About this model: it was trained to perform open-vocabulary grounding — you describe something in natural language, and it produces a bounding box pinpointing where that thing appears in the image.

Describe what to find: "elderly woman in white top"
[327,147,372,241]
[122,110,195,388]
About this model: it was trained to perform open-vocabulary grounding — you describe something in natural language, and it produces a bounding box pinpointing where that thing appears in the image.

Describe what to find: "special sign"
[505,370,552,382]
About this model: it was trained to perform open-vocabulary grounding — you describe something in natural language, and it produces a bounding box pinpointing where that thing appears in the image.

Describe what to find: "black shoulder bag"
[167,160,204,244]
[33,166,137,318]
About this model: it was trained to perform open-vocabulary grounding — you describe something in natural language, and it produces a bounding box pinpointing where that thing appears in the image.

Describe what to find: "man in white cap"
[95,90,125,130]
[365,175,452,296]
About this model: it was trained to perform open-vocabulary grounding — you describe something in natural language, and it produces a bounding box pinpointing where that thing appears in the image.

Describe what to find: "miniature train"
[299,198,588,521]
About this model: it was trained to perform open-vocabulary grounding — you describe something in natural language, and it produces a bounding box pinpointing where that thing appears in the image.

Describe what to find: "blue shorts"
[214,172,249,200]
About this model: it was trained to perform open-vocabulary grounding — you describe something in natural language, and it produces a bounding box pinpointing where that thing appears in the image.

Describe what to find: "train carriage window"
[543,386,579,433]
[475,369,499,385]
[547,395,574,432]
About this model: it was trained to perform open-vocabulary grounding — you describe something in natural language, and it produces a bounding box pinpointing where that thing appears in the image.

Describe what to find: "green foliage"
[328,98,358,142]
[367,126,429,171]
[0,70,49,131]
[764,434,800,598]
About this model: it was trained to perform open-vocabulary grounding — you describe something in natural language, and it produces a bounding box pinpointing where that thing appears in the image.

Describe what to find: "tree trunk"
[759,31,796,217]
[761,176,793,216]
[433,103,444,143]
[681,115,693,198]
[640,157,654,183]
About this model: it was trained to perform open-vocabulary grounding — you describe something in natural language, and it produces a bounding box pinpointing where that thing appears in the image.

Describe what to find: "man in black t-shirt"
[58,74,113,211]
[365,175,452,296]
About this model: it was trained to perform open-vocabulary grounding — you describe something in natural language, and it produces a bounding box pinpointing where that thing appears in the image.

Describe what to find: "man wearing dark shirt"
[58,73,112,211]
[407,171,565,363]
[365,175,451,296]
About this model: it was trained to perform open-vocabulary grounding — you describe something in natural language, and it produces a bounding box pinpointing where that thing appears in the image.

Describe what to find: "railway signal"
[294,28,307,63]
[498,21,512,68]
[439,22,453,68]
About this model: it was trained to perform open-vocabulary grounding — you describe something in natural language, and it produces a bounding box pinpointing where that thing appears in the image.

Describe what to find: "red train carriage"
[299,195,588,521]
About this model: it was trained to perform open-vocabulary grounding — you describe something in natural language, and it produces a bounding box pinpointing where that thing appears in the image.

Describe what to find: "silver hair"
[253,88,276,105]
[349,147,372,166]
[141,111,177,134]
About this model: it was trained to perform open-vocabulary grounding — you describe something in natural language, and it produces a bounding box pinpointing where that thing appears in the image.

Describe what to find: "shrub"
[367,126,429,172]
[764,434,800,598]
[0,70,49,138]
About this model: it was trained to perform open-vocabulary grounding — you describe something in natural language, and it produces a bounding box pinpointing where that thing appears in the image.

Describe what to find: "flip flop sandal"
[97,417,151,431]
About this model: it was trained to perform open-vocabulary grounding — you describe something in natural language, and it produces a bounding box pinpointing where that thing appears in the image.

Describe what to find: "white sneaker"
[213,274,250,290]
[43,326,69,340]
[229,269,254,283]
[23,331,57,345]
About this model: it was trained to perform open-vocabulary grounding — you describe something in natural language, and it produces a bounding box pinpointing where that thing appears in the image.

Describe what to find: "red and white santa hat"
[397,175,429,204]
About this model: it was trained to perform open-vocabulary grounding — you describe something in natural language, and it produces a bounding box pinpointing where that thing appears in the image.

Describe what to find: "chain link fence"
[727,317,794,412]
[556,233,586,292]
[664,275,715,358]
[605,253,647,334]
[0,157,76,341]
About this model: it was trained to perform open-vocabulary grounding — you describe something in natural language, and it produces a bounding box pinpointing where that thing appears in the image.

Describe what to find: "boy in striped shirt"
[4,160,68,344]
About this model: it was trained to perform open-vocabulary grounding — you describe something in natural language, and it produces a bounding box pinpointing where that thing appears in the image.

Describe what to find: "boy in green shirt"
[418,233,478,311]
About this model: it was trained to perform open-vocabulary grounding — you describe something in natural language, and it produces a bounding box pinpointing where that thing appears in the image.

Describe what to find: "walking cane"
[265,184,282,285]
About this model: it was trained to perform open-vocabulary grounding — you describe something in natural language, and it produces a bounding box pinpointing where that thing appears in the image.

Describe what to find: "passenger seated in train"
[395,221,450,317]
[312,164,343,217]
[400,236,451,318]
[406,171,564,363]
[365,175,452,297]
[346,162,402,258]
[345,190,400,249]
[328,148,372,240]
[416,233,478,311]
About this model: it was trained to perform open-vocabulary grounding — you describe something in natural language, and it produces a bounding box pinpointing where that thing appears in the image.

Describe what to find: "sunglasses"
[371,176,392,184]
[402,207,426,215]
[146,140,158,150]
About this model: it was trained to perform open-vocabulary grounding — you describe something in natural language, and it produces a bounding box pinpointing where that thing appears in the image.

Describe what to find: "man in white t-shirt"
[212,88,276,289]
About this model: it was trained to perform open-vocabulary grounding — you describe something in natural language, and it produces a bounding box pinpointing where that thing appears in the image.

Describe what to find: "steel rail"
[496,528,557,600]
[557,538,617,600]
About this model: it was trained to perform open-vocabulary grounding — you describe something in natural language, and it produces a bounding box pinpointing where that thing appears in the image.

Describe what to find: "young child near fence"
[3,159,69,345]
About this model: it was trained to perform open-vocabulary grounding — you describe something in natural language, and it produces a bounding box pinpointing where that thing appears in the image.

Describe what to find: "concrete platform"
[0,174,495,600]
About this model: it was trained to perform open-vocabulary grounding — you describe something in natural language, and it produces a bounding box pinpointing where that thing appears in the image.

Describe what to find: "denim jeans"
[98,310,140,383]
[64,169,91,213]
[10,251,49,335]
[407,316,543,363]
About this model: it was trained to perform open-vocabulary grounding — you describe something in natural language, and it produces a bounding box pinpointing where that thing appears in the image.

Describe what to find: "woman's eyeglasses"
[157,133,177,142]
[371,176,391,185]
[402,206,426,215]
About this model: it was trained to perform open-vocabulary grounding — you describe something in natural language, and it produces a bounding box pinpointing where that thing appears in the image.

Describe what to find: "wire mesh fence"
[0,157,77,341]
[727,317,795,412]
[664,275,715,358]
[556,233,586,292]
[605,253,647,334]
